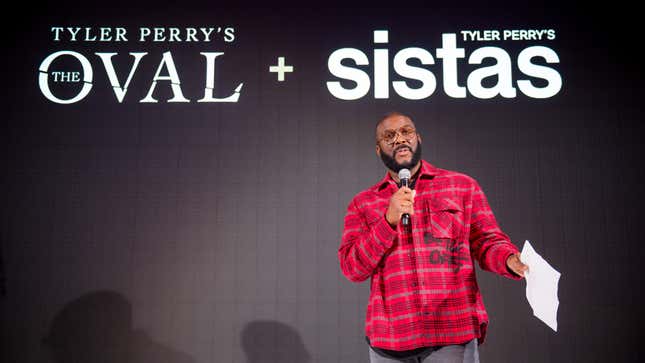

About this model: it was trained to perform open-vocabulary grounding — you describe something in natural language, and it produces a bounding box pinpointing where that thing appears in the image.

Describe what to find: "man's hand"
[506,253,529,277]
[386,187,415,227]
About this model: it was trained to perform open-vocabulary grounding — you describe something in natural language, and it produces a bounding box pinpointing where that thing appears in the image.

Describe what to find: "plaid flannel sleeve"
[468,180,521,280]
[338,198,397,282]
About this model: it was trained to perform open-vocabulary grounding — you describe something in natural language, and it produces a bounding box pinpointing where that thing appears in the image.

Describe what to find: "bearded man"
[338,112,527,363]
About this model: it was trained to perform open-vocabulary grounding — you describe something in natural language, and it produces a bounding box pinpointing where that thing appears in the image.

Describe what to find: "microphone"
[398,168,411,226]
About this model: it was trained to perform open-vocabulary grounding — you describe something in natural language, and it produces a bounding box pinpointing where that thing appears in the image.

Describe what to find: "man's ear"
[375,144,381,157]
[417,133,422,144]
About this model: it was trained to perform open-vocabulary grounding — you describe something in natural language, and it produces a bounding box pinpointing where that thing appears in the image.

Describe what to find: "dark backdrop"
[3,3,644,363]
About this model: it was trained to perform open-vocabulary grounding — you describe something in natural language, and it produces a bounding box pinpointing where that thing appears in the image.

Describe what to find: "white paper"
[520,240,561,331]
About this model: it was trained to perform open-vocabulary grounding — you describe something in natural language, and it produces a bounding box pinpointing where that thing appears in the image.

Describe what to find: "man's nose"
[393,134,409,145]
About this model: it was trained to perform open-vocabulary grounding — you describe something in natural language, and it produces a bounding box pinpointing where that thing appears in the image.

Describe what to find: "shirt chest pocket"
[428,198,464,240]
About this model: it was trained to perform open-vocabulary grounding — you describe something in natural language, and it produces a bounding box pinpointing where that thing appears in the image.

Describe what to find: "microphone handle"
[401,178,410,226]
[401,213,410,226]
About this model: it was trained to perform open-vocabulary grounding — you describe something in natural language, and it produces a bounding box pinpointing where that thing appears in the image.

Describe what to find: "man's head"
[375,112,422,173]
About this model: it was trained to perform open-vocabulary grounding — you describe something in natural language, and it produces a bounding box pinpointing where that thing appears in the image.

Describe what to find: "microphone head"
[398,168,411,181]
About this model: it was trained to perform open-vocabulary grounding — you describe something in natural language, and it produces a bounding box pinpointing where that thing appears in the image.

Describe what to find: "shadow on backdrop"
[242,320,311,363]
[43,290,194,363]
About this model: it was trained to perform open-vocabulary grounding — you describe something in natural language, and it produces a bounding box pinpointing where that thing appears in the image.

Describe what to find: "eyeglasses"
[379,126,417,145]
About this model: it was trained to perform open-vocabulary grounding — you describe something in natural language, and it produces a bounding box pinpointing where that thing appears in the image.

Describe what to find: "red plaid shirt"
[339,160,521,350]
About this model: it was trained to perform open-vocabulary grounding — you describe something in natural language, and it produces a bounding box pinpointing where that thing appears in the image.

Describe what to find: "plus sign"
[269,57,294,81]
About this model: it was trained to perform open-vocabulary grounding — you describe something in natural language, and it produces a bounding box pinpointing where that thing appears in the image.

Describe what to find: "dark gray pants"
[369,339,479,363]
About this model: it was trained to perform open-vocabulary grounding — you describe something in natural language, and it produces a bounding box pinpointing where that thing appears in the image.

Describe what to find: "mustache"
[394,145,412,154]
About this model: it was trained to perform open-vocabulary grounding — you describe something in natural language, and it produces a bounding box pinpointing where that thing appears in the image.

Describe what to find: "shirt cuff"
[373,216,397,250]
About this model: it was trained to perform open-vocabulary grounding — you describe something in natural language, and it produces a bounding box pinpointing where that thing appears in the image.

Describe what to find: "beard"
[379,142,422,173]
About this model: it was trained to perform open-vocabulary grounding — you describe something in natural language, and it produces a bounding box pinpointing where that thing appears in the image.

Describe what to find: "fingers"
[396,189,415,214]
[507,253,529,277]
[399,203,414,215]
[396,187,415,202]
[396,186,413,197]
[515,253,529,272]
[386,188,417,225]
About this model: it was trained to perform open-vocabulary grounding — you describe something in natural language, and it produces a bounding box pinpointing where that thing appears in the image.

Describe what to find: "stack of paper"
[520,240,561,332]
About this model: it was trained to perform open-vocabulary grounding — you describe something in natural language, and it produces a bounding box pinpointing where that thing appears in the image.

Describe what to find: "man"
[338,112,528,363]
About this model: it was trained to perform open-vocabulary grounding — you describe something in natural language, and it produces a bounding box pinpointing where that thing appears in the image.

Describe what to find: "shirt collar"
[375,160,440,191]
